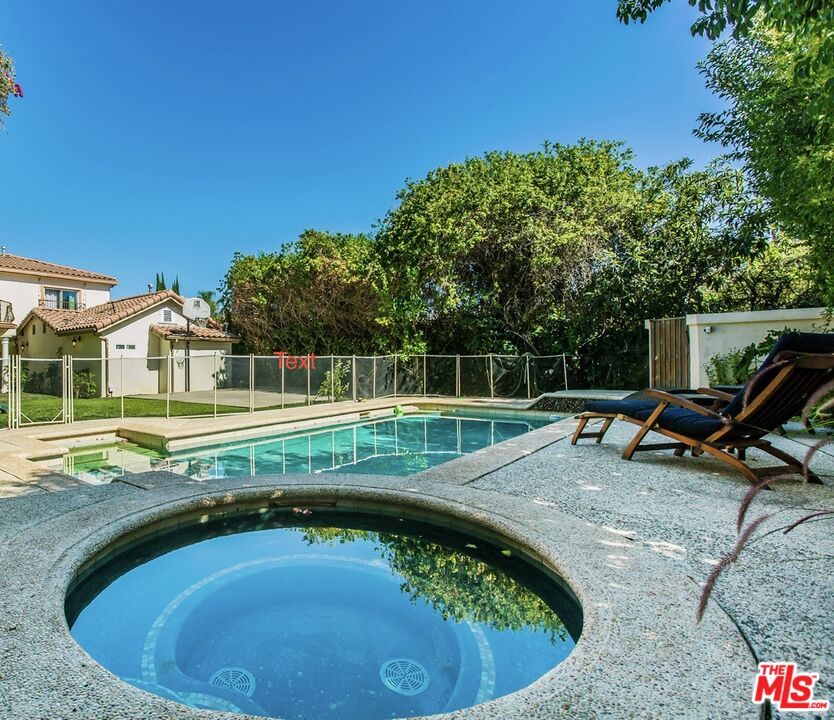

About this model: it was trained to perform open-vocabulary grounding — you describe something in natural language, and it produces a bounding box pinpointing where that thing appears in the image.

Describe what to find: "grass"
[15,393,292,423]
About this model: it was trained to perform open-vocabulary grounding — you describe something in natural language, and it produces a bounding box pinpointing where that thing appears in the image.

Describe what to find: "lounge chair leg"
[571,417,590,445]
[622,403,667,461]
[673,445,686,457]
[696,443,761,485]
[596,417,614,443]
[758,443,823,485]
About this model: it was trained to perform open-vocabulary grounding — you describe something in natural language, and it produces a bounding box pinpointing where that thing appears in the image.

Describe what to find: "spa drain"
[209,667,256,697]
[380,658,430,696]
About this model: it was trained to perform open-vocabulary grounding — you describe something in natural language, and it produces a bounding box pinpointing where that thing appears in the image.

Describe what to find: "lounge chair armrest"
[773,351,834,370]
[696,387,736,401]
[643,389,725,418]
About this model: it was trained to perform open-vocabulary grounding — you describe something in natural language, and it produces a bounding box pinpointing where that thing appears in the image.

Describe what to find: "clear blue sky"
[0,1,718,299]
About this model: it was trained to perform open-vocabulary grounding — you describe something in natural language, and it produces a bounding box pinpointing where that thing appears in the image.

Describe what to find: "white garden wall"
[687,307,829,388]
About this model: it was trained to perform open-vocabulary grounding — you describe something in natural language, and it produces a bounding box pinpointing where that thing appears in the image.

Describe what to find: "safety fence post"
[166,353,171,419]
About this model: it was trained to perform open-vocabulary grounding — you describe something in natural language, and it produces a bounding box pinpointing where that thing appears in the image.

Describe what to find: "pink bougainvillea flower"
[13,84,23,97]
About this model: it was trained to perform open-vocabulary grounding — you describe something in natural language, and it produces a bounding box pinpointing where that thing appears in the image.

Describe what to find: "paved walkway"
[0,406,831,715]
[472,420,834,712]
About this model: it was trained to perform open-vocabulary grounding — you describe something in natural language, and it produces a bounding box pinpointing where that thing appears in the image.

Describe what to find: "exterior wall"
[18,317,65,359]
[16,320,101,398]
[169,342,232,393]
[103,300,192,396]
[0,271,112,325]
[687,307,829,387]
[14,298,234,398]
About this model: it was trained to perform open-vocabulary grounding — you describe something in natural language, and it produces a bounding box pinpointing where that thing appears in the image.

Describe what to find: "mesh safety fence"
[19,358,64,424]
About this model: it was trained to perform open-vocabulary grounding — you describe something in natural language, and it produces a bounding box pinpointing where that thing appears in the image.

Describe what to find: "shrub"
[316,360,352,402]
[72,368,98,399]
[704,327,801,386]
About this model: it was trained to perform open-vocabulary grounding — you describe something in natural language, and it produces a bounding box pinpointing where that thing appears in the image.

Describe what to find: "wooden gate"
[648,317,689,388]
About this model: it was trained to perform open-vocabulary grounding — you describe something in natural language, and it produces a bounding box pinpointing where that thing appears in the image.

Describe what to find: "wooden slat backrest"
[730,354,834,433]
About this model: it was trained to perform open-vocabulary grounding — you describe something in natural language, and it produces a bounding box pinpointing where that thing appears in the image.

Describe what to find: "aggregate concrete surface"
[0,416,831,719]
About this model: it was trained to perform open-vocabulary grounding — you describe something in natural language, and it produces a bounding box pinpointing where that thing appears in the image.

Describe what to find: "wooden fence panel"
[648,317,689,388]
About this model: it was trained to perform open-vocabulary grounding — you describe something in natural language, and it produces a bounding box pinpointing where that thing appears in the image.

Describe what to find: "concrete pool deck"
[0,412,832,718]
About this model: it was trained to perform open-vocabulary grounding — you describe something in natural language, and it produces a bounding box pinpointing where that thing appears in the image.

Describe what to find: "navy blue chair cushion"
[583,399,658,416]
[722,332,834,418]
[633,405,725,439]
[583,399,725,439]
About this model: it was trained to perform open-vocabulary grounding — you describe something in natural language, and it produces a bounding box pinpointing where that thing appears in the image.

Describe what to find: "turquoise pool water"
[68,507,581,720]
[61,412,556,482]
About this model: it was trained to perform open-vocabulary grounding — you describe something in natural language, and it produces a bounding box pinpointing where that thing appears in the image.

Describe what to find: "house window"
[115,344,125,350]
[43,288,79,310]
[42,323,46,334]
[127,344,136,350]
[162,309,173,323]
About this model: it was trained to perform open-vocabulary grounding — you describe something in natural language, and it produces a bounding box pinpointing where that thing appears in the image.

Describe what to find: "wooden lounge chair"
[571,349,834,485]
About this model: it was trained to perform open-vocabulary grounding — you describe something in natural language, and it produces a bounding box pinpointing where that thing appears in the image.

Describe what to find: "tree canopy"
[221,140,821,387]
[222,229,395,355]
[616,0,834,41]
[617,2,834,303]
[696,25,834,301]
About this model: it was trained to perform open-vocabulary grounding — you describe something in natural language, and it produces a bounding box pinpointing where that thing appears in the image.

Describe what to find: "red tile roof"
[0,253,117,284]
[28,290,192,334]
[150,323,239,342]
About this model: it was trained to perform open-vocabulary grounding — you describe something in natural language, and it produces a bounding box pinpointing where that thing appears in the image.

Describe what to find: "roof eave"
[0,267,118,286]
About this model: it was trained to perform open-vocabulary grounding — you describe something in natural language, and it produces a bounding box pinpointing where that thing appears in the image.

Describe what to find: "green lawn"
[17,393,251,423]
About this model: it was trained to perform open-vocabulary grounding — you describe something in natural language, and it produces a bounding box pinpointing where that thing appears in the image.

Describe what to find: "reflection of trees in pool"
[301,527,568,643]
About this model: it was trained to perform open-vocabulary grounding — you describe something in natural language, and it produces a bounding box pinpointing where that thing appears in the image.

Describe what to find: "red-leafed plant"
[698,378,834,621]
[1,47,22,124]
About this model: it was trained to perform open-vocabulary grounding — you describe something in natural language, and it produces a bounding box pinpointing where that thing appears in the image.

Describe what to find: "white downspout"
[100,337,110,398]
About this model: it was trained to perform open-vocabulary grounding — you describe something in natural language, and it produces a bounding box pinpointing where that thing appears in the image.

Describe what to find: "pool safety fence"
[1,352,572,427]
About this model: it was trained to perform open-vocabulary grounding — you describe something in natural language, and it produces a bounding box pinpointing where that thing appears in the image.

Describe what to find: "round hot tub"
[66,504,582,720]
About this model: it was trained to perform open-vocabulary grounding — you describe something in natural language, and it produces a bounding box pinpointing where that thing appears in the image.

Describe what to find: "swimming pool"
[60,412,556,482]
[67,505,581,720]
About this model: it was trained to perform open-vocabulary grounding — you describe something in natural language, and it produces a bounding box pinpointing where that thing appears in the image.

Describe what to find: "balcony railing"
[38,298,86,311]
[0,300,14,324]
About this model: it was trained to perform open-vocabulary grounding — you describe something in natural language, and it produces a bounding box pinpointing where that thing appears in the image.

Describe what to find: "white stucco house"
[16,289,239,397]
[0,250,118,364]
[2,251,238,398]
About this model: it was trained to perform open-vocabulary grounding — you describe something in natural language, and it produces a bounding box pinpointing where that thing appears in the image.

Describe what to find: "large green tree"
[377,140,646,356]
[559,158,774,386]
[221,229,396,354]
[696,26,834,301]
[376,142,783,385]
[222,141,818,387]
[616,2,834,302]
[616,0,834,86]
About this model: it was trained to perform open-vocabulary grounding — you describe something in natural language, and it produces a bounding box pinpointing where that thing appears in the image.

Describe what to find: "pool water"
[68,508,580,720]
[62,412,555,482]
